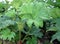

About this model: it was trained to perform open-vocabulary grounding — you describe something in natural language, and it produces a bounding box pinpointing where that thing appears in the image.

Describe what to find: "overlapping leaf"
[19,2,53,27]
[22,26,43,38]
[29,26,43,38]
[46,18,60,42]
[47,18,60,31]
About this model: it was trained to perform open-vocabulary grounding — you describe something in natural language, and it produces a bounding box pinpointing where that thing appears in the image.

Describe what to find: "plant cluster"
[0,0,60,44]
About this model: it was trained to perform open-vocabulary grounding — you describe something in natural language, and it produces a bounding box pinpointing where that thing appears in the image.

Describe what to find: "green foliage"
[29,26,43,38]
[51,32,60,42]
[37,0,60,7]
[5,9,16,18]
[26,36,37,44]
[0,16,15,29]
[47,18,60,42]
[53,18,60,31]
[19,2,53,27]
[46,19,60,42]
[11,0,33,9]
[11,0,22,9]
[0,28,15,41]
[23,26,43,38]
[0,0,60,44]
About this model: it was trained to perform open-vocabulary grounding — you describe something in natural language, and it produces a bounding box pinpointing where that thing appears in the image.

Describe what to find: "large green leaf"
[19,2,54,27]
[0,28,15,41]
[0,16,15,29]
[27,18,43,27]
